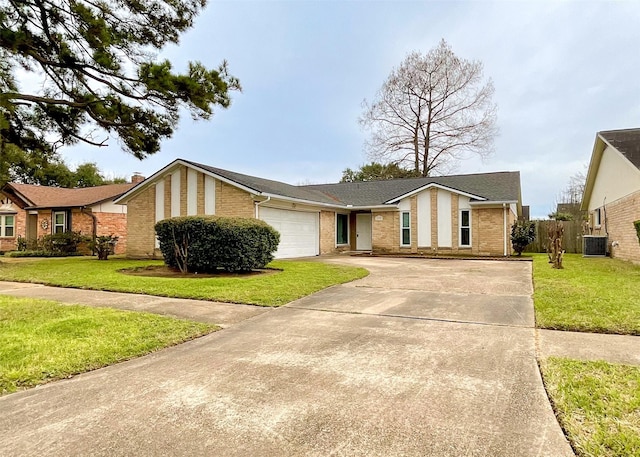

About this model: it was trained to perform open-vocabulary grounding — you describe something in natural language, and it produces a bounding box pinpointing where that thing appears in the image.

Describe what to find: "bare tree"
[360,39,498,176]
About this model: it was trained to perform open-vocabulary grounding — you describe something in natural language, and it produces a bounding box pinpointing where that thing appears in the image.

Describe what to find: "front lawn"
[533,254,640,334]
[541,357,640,457]
[0,296,217,395]
[0,257,368,306]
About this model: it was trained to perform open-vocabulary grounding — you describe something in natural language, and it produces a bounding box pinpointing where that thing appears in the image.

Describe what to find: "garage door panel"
[259,207,319,259]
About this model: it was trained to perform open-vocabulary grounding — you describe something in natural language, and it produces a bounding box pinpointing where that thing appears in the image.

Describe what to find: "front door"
[26,213,38,241]
[356,213,372,251]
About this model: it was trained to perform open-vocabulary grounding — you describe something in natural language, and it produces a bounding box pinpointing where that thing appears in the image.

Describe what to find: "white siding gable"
[589,145,640,210]
[417,191,431,247]
[204,175,215,215]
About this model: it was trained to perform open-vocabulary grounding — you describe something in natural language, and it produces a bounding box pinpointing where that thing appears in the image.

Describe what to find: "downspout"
[81,206,98,255]
[503,203,508,257]
[254,196,271,218]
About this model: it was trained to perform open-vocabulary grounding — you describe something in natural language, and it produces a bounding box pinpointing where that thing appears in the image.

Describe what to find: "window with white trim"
[336,213,349,245]
[53,211,66,234]
[460,210,471,247]
[401,211,411,246]
[0,214,15,237]
[594,208,601,226]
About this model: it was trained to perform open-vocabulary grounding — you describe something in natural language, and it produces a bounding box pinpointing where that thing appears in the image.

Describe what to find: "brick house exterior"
[0,182,136,254]
[116,159,522,259]
[582,129,640,263]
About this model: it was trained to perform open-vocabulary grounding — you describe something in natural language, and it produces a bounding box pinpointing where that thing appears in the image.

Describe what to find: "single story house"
[0,180,138,254]
[582,128,640,263]
[115,158,522,259]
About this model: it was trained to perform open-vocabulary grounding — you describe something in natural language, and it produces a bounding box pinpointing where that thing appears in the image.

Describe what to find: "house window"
[336,213,349,245]
[594,208,601,226]
[53,211,66,234]
[1,214,15,237]
[401,211,411,246]
[460,210,471,247]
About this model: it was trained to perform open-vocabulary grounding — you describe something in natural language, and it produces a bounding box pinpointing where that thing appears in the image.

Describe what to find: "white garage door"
[259,207,319,259]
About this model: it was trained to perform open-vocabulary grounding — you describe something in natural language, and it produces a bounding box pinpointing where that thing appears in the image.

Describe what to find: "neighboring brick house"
[0,181,137,254]
[582,128,640,263]
[116,158,522,259]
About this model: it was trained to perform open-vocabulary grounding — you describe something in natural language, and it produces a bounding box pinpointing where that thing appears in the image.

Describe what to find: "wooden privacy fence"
[524,220,585,254]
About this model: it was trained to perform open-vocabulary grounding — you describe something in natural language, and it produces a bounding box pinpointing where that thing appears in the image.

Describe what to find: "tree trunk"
[547,221,564,269]
[413,123,420,173]
[422,117,431,177]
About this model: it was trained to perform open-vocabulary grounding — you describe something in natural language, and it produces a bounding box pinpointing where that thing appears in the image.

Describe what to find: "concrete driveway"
[0,257,573,456]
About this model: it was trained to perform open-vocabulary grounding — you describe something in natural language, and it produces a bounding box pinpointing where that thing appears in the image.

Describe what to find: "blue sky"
[60,0,640,218]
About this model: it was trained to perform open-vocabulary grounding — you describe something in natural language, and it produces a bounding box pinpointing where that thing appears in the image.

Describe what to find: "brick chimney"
[131,173,145,184]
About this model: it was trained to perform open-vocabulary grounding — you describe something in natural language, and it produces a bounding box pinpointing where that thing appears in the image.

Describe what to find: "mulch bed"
[119,265,279,278]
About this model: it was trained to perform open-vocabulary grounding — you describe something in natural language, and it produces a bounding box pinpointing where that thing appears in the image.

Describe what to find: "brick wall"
[36,210,51,238]
[473,207,507,256]
[319,210,335,254]
[451,194,459,249]
[71,210,94,235]
[430,188,438,248]
[180,166,187,216]
[0,205,26,252]
[370,198,510,256]
[215,180,255,218]
[604,189,640,263]
[372,211,398,252]
[127,185,157,258]
[95,212,128,254]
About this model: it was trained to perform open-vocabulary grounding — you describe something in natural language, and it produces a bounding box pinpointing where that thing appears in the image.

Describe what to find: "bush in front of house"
[5,250,83,258]
[155,216,280,273]
[89,235,119,260]
[511,220,536,256]
[41,231,88,254]
[6,232,88,257]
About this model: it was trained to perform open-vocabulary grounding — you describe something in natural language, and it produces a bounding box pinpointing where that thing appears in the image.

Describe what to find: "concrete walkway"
[0,257,575,456]
[2,278,636,366]
[537,329,640,366]
[0,281,269,327]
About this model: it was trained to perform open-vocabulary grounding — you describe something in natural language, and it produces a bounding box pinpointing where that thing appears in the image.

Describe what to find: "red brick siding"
[95,212,128,254]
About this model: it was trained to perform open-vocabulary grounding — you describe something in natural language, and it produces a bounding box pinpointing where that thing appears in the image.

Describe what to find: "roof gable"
[3,183,134,209]
[599,129,640,170]
[116,157,521,209]
[304,171,521,206]
[582,129,640,210]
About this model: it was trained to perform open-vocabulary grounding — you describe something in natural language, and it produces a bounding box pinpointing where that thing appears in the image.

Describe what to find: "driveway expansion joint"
[285,304,534,330]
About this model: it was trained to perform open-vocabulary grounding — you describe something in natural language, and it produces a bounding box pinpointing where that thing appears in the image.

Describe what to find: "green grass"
[0,296,217,395]
[533,254,640,334]
[0,257,368,306]
[541,358,640,457]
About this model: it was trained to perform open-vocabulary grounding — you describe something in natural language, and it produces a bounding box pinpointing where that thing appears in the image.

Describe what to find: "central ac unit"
[583,235,607,257]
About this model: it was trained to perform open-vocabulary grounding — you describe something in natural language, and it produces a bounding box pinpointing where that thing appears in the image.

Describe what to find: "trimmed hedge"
[5,250,82,258]
[155,216,280,273]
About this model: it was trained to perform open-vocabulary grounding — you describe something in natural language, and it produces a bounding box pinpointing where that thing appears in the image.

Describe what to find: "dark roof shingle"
[599,128,640,170]
[303,172,521,206]
[183,160,342,205]
[185,159,520,207]
[6,183,135,208]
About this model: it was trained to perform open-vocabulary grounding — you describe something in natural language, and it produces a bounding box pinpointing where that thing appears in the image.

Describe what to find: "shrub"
[90,235,119,260]
[635,220,640,245]
[155,216,280,273]
[40,231,88,254]
[511,220,536,256]
[5,250,82,258]
[16,236,28,251]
